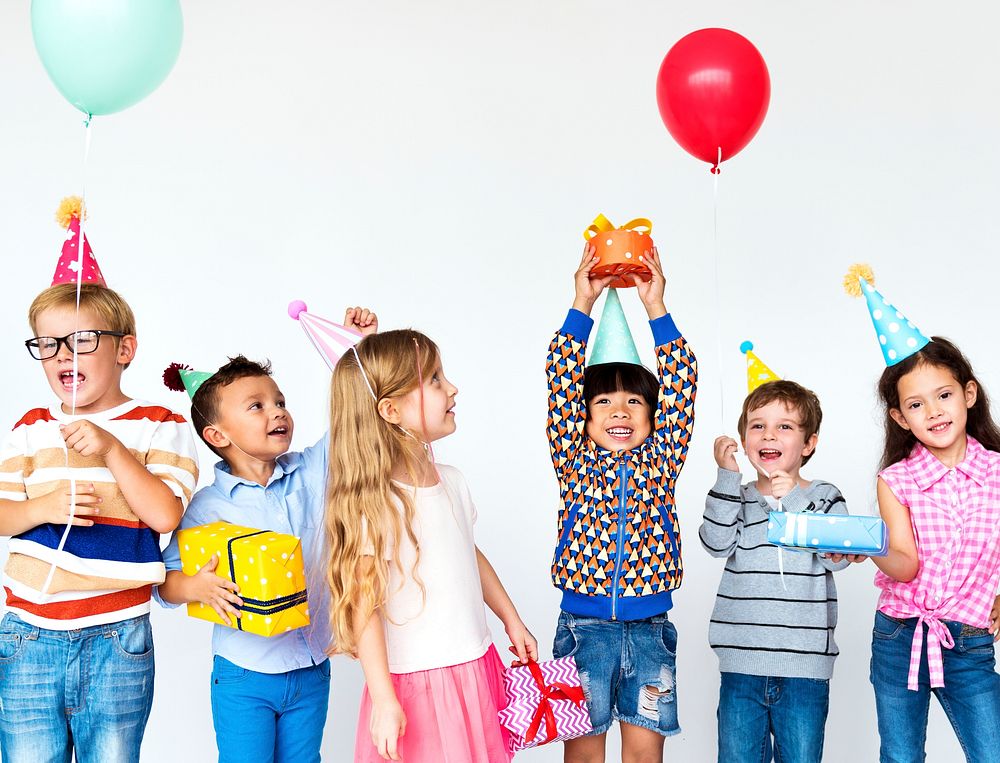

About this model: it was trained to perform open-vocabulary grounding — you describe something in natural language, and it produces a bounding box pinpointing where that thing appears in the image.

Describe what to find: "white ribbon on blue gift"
[741,454,790,590]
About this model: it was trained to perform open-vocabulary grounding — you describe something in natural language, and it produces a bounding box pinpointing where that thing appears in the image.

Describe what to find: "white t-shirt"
[370,464,492,674]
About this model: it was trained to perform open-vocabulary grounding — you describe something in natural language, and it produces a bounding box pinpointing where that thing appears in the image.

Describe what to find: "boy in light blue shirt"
[156,308,376,762]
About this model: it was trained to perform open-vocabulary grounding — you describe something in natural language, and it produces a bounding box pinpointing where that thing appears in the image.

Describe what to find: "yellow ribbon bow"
[583,213,652,240]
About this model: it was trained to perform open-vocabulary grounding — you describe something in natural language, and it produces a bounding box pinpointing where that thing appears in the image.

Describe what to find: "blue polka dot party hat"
[589,288,642,366]
[843,264,929,366]
[740,341,780,392]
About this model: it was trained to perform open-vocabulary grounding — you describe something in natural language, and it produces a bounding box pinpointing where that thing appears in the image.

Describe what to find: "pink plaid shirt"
[877,436,1000,690]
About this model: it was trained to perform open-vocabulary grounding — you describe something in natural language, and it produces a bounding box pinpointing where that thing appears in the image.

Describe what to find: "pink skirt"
[355,644,512,763]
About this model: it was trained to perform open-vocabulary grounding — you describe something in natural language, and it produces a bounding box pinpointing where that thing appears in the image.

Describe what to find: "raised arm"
[638,249,696,473]
[699,437,745,558]
[546,244,613,470]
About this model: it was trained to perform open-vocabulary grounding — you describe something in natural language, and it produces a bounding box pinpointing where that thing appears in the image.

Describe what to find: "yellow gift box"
[177,521,310,637]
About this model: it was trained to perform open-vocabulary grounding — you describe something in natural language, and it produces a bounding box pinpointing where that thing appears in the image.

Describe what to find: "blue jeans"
[717,672,829,763]
[870,611,1000,763]
[552,610,680,736]
[0,612,154,763]
[210,655,331,763]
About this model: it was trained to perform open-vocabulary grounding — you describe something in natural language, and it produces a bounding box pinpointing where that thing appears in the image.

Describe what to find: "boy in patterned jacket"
[546,244,696,761]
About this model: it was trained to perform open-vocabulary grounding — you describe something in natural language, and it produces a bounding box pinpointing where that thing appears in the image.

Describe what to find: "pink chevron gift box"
[498,657,592,753]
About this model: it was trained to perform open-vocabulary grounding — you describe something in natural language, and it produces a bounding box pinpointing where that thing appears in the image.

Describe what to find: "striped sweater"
[0,400,199,629]
[699,468,849,679]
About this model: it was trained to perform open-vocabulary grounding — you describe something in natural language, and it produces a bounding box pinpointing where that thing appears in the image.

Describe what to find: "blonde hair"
[29,284,136,336]
[28,284,137,369]
[326,329,439,655]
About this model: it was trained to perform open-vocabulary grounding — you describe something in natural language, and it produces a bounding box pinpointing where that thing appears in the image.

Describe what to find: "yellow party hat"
[740,340,780,392]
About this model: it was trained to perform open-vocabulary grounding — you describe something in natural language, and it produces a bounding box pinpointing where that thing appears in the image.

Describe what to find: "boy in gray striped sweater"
[699,380,850,763]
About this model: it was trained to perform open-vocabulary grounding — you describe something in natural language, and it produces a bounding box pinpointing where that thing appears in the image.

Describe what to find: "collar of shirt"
[907,436,988,491]
[213,451,306,498]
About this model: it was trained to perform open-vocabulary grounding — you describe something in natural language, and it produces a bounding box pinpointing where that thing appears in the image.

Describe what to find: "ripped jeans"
[552,610,680,736]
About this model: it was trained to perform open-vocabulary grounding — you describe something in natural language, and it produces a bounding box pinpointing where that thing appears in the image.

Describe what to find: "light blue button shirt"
[156,436,332,674]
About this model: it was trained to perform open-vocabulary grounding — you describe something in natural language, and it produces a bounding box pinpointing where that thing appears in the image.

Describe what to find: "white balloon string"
[41,117,93,599]
[713,145,725,426]
[742,450,787,589]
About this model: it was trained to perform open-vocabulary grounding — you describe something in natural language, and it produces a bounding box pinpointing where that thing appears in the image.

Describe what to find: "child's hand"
[990,595,1000,642]
[345,306,379,337]
[572,244,615,315]
[188,554,243,626]
[632,246,667,319]
[31,483,101,527]
[369,697,406,761]
[824,553,870,564]
[770,470,795,500]
[714,436,739,471]
[505,619,539,667]
[61,420,119,458]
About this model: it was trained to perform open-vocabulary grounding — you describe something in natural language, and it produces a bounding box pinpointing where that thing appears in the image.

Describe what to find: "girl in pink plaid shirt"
[868,337,1000,762]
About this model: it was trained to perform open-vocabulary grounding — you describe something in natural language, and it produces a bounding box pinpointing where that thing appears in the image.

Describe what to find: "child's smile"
[890,362,977,466]
[586,390,652,452]
[742,400,816,477]
[213,376,295,463]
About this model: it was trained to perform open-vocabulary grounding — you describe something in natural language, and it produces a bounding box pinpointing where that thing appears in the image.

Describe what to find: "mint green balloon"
[31,0,183,117]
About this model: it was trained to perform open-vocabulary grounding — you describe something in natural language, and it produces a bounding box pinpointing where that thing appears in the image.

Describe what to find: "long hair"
[877,336,1000,470]
[325,329,439,655]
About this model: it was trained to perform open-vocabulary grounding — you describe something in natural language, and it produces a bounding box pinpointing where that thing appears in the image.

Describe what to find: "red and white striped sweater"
[0,400,199,629]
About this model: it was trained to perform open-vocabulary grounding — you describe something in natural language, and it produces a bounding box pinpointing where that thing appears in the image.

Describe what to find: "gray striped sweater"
[699,468,850,680]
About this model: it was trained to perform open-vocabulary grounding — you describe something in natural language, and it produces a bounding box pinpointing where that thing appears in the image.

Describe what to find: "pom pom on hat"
[162,362,192,392]
[163,362,213,399]
[55,196,86,229]
[50,195,105,287]
[739,340,754,354]
[288,300,308,320]
[843,263,874,297]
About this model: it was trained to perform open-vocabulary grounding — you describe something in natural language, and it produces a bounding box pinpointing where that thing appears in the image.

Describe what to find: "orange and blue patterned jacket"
[546,309,696,620]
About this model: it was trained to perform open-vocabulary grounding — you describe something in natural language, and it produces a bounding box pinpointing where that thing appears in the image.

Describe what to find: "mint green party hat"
[589,289,642,366]
[844,264,930,366]
[163,363,214,399]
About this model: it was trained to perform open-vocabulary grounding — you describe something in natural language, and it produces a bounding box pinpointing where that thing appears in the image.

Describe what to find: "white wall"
[2,1,996,760]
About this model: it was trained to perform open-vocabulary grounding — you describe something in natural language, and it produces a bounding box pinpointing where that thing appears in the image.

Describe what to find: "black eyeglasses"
[25,330,127,361]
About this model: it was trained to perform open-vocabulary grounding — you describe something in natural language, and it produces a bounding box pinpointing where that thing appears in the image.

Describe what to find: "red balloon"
[656,28,770,172]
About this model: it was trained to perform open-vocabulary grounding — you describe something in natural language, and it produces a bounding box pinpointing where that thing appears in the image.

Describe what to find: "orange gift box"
[583,214,654,289]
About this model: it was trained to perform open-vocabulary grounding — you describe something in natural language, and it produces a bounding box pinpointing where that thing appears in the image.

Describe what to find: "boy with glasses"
[0,206,199,763]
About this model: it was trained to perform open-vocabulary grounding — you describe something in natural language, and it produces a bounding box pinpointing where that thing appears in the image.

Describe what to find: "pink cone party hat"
[51,196,106,286]
[288,300,363,372]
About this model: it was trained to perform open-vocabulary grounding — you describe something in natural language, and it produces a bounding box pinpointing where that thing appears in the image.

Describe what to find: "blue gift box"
[767,512,888,557]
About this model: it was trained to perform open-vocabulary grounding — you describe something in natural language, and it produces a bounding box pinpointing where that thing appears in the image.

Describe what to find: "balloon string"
[40,117,93,600]
[713,145,725,427]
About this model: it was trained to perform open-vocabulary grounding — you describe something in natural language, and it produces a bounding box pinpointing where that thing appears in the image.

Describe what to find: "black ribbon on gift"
[226,530,307,630]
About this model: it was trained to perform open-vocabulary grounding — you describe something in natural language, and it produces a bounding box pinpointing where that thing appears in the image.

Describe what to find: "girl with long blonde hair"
[326,329,536,763]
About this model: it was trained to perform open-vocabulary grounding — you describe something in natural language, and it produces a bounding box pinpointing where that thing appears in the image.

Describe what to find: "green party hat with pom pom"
[163,363,213,400]
[843,264,930,366]
[589,288,641,365]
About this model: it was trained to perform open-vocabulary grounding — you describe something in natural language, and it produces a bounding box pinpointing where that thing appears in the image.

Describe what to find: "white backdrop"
[2,1,997,760]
